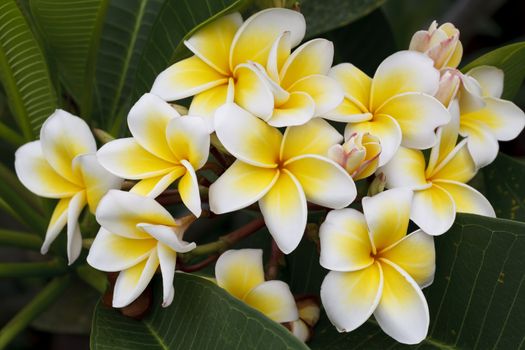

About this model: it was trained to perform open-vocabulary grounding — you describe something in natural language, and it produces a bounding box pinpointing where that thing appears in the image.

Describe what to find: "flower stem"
[0,229,42,251]
[181,217,266,262]
[265,239,284,280]
[0,259,67,278]
[178,254,219,272]
[0,275,71,349]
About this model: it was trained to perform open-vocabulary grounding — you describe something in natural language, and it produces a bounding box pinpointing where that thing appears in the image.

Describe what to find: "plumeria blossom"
[252,33,344,126]
[328,132,381,180]
[215,249,298,323]
[97,93,210,217]
[209,103,356,253]
[381,103,495,235]
[87,190,196,308]
[320,188,434,344]
[14,110,122,264]
[458,66,525,167]
[409,21,463,69]
[151,8,307,130]
[326,51,450,165]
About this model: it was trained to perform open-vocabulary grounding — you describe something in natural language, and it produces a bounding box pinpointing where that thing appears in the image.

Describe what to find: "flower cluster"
[14,8,525,345]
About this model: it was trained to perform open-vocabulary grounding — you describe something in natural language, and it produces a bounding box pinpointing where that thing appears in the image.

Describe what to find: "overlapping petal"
[157,242,177,307]
[166,116,210,169]
[288,75,344,116]
[234,63,274,119]
[178,160,201,217]
[381,147,429,190]
[428,140,476,183]
[267,91,315,127]
[41,198,71,254]
[466,66,503,98]
[410,184,456,236]
[328,63,371,111]
[433,180,495,217]
[259,170,307,254]
[243,280,299,322]
[319,209,373,271]
[66,190,87,264]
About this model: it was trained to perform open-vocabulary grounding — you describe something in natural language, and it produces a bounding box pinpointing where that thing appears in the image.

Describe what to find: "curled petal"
[214,103,281,168]
[178,160,201,217]
[259,170,307,254]
[371,51,439,111]
[113,250,159,308]
[321,263,383,333]
[151,56,227,101]
[184,13,242,75]
[230,8,305,69]
[281,118,343,161]
[215,249,265,299]
[411,184,456,236]
[66,190,87,264]
[319,208,373,271]
[243,280,299,323]
[374,260,429,345]
[166,116,210,169]
[130,167,186,198]
[322,98,373,123]
[362,188,413,253]
[429,140,476,183]
[188,85,229,132]
[267,91,315,127]
[381,147,429,190]
[127,93,180,162]
[461,120,499,168]
[15,141,82,198]
[288,75,344,116]
[234,63,274,119]
[376,92,450,149]
[157,242,177,307]
[379,230,435,288]
[41,197,70,254]
[279,38,334,89]
[137,224,196,253]
[433,180,495,217]
[267,31,291,82]
[209,160,279,214]
[466,66,504,98]
[328,63,371,112]
[87,228,157,272]
[40,109,96,184]
[96,190,176,239]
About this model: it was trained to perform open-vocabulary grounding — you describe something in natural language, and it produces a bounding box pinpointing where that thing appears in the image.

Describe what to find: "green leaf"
[462,42,525,100]
[289,214,525,349]
[132,0,249,103]
[91,273,308,350]
[300,0,386,38]
[91,0,165,131]
[0,0,57,139]
[482,153,525,221]
[29,0,109,117]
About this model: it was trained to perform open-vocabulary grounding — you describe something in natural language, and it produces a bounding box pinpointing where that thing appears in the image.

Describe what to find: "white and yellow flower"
[151,8,307,130]
[97,93,210,217]
[87,190,196,308]
[251,33,343,126]
[328,132,381,180]
[409,21,463,69]
[326,51,450,165]
[320,188,434,345]
[381,103,495,235]
[458,66,525,167]
[14,110,122,264]
[215,249,298,323]
[209,103,356,253]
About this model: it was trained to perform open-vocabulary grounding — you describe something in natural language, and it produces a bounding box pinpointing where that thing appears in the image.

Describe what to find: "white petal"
[87,228,157,271]
[137,224,196,253]
[177,160,201,217]
[233,63,274,120]
[215,249,265,299]
[320,263,383,332]
[288,75,344,116]
[113,249,159,308]
[466,65,504,98]
[411,184,456,236]
[259,170,307,254]
[374,259,429,345]
[157,242,177,307]
[267,91,315,127]
[66,190,87,265]
[166,115,210,169]
[41,197,70,254]
[243,280,299,323]
[380,147,429,190]
[433,180,495,217]
[129,167,185,198]
[462,121,499,168]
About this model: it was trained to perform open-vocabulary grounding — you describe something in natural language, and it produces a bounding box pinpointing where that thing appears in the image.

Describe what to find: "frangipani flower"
[409,21,463,69]
[326,51,450,165]
[458,66,525,167]
[87,190,196,308]
[253,34,343,126]
[97,93,210,217]
[328,132,381,180]
[381,104,495,235]
[151,8,306,130]
[209,103,356,253]
[320,188,435,344]
[215,249,298,323]
[14,110,122,264]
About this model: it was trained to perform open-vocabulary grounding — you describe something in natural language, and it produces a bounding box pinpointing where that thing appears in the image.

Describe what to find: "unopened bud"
[409,21,463,69]
[93,128,115,145]
[435,69,461,107]
[328,132,381,180]
[368,173,386,196]
[170,103,188,115]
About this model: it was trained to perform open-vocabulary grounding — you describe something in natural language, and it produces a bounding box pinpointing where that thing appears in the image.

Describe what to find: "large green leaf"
[132,0,249,102]
[300,0,386,38]
[287,214,525,349]
[482,153,525,221]
[462,42,525,100]
[91,0,165,131]
[0,0,57,139]
[91,273,308,350]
